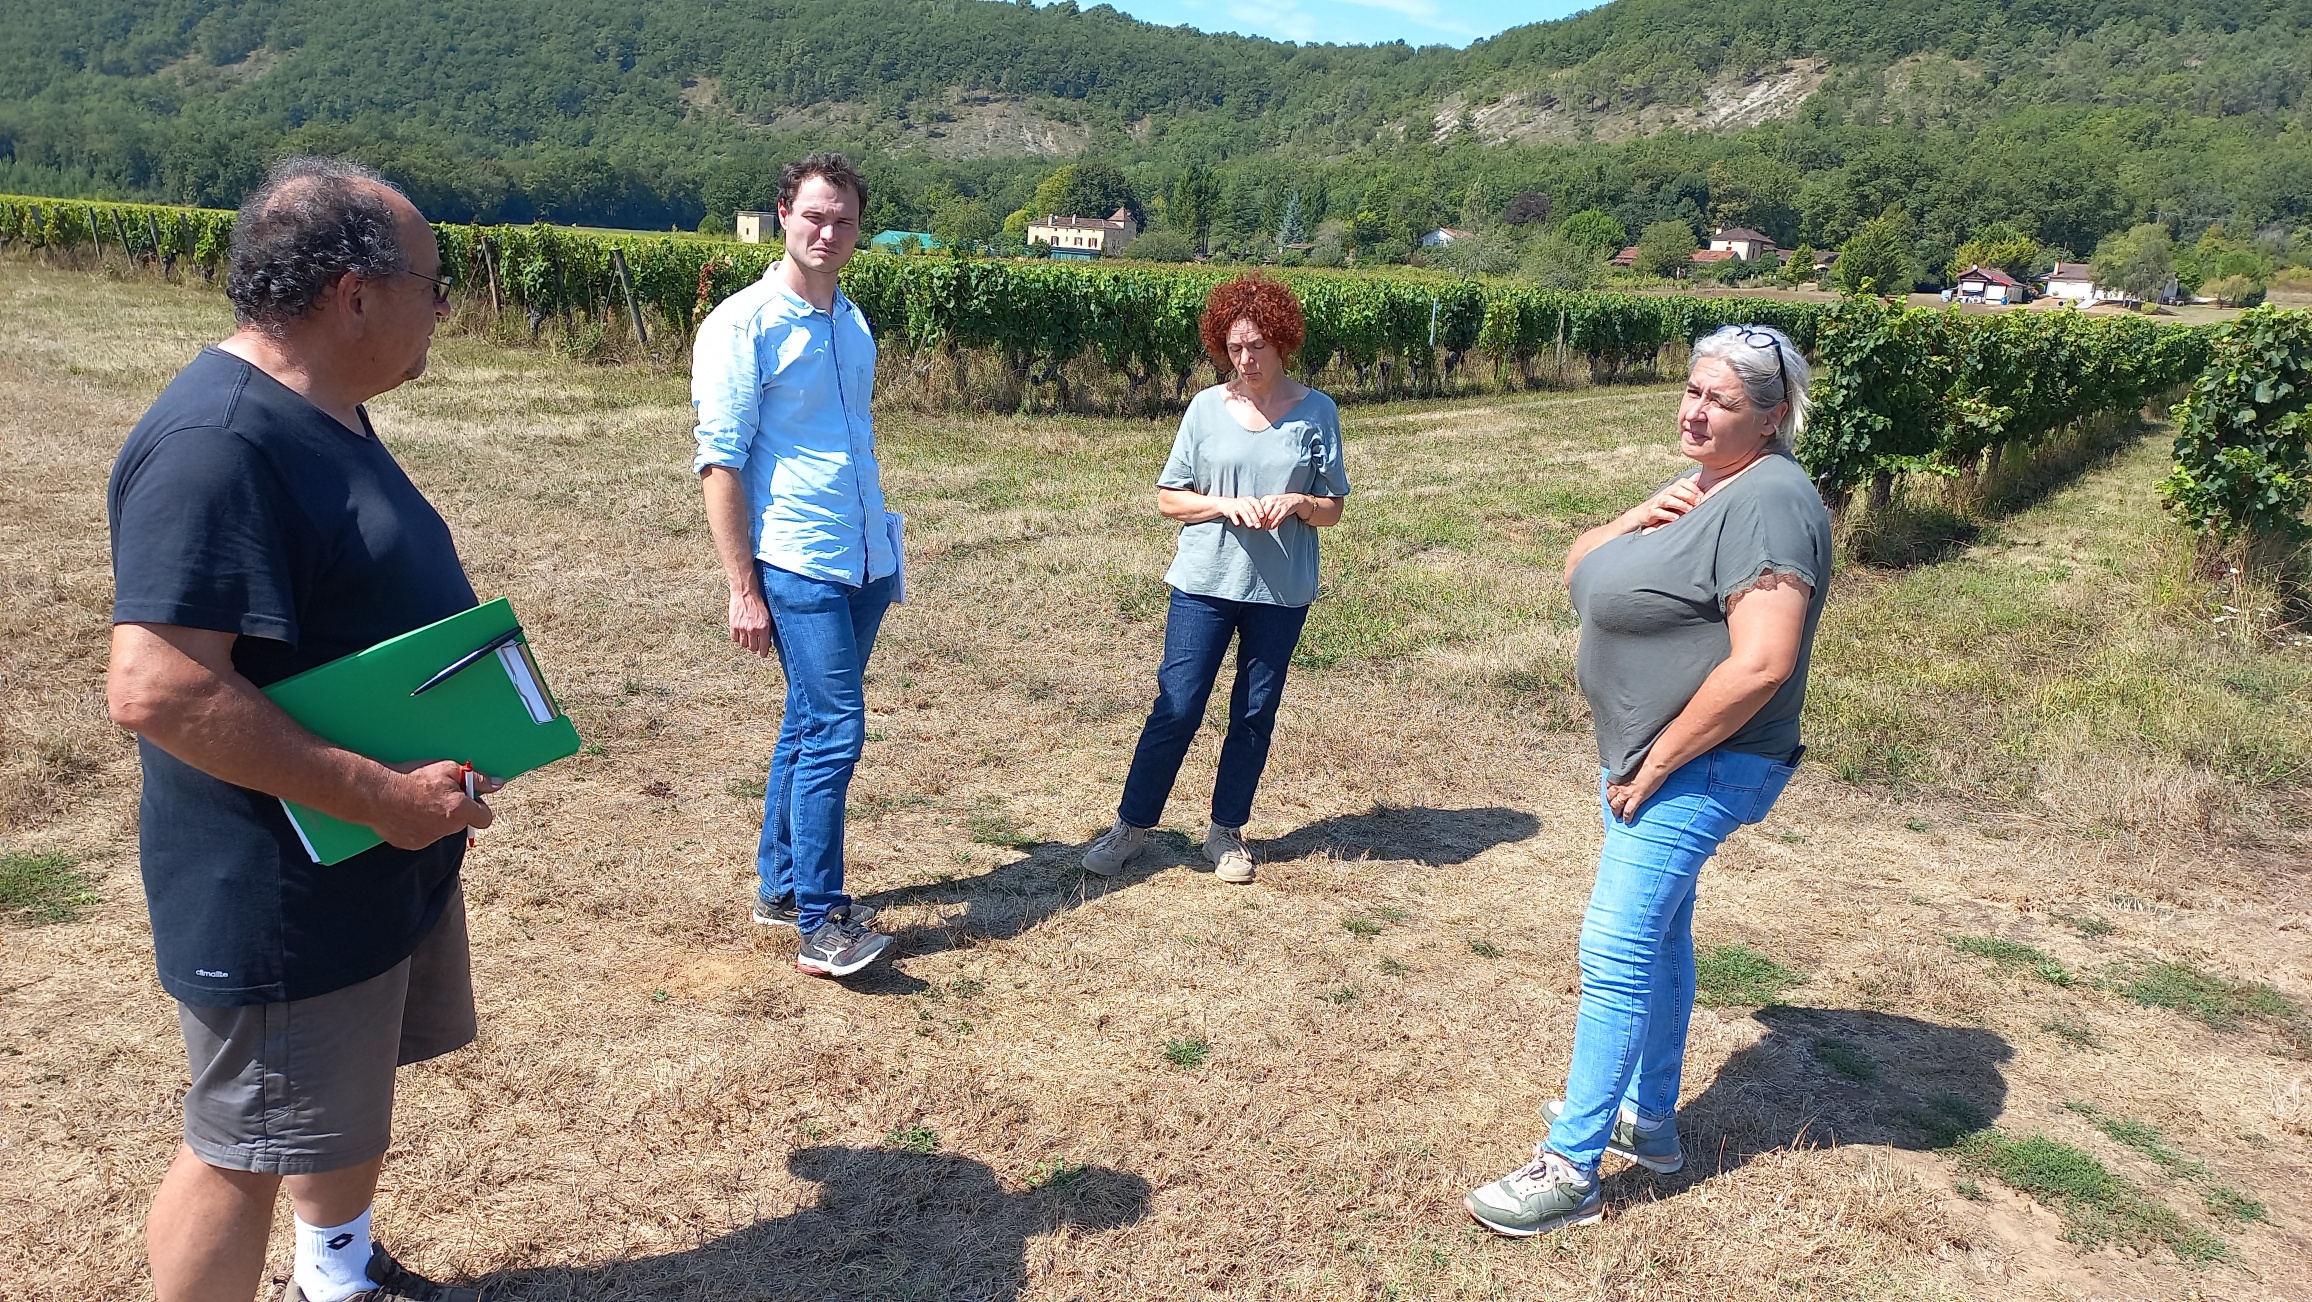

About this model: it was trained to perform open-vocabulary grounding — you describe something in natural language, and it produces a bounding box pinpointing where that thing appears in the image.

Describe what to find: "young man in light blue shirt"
[694,152,899,978]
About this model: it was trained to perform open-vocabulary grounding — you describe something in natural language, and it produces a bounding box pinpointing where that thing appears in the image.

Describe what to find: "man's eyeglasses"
[400,268,453,306]
[1738,328,1792,413]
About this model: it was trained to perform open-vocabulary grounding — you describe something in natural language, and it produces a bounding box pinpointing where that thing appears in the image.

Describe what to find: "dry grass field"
[3,261,2310,1301]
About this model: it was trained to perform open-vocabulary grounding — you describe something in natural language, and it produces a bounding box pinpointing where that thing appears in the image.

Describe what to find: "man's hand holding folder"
[108,625,507,851]
[375,759,504,850]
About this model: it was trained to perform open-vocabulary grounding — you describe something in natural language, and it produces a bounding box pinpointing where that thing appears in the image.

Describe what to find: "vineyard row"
[5,194,2302,543]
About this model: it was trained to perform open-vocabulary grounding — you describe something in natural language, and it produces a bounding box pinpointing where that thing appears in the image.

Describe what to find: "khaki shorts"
[176,886,475,1175]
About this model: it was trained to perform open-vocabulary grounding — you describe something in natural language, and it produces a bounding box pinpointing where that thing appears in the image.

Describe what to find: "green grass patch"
[2202,1185,2267,1225]
[966,811,1041,850]
[1949,934,2075,985]
[1317,984,1360,1006]
[0,851,99,924]
[1954,1130,2229,1262]
[885,1123,939,1154]
[1694,943,1803,1007]
[1378,956,1410,976]
[1467,939,1502,959]
[1809,1037,1879,1081]
[2064,1100,2266,1224]
[2052,910,2117,938]
[2114,960,2301,1032]
[1162,1035,1211,1069]
[1341,913,1384,938]
[1024,1157,1087,1190]
[2041,1017,2105,1050]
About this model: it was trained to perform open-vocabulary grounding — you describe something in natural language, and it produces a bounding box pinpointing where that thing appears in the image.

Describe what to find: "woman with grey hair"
[1465,324,1833,1237]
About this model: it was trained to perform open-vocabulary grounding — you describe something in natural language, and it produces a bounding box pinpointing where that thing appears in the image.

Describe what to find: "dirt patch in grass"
[3,264,2309,1300]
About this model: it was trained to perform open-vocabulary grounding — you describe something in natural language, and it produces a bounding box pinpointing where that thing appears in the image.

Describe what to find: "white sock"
[292,1206,374,1302]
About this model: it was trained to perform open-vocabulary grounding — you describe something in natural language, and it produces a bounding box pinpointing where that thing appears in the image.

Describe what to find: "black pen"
[410,626,526,697]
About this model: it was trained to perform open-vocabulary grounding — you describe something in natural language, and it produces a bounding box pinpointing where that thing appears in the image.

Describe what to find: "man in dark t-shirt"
[108,157,496,1302]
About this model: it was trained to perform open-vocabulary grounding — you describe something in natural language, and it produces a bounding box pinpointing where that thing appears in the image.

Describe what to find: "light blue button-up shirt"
[692,264,897,587]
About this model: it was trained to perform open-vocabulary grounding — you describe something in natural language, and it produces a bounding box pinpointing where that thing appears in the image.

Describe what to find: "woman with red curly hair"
[1081,274,1348,886]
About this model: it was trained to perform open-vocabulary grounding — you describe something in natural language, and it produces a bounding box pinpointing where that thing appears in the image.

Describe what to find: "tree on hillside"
[1504,191,1553,226]
[1632,220,1698,278]
[1947,221,2042,282]
[2091,223,2176,304]
[1559,209,1627,254]
[1836,212,1920,296]
[1171,164,1220,255]
[1522,231,1605,289]
[1015,161,1143,228]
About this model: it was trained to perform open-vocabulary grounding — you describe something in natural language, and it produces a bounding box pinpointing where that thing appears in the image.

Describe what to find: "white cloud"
[1328,0,1489,40]
[1230,0,1325,42]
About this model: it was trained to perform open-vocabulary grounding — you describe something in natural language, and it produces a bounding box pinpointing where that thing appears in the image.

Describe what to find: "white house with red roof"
[1953,264,2029,304]
[1707,227,1778,260]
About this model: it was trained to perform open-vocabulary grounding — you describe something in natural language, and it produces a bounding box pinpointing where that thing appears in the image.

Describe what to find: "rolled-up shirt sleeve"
[692,302,762,474]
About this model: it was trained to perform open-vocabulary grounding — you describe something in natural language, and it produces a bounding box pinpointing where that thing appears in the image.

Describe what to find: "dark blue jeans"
[1117,589,1311,831]
[755,562,896,933]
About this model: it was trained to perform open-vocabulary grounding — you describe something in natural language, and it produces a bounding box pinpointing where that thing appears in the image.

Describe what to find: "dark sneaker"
[753,888,873,929]
[282,1242,490,1301]
[1463,1148,1604,1238]
[1544,1098,1685,1174]
[795,907,893,977]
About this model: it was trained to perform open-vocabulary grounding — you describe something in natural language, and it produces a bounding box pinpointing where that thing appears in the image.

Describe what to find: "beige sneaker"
[1082,818,1149,877]
[1204,822,1255,884]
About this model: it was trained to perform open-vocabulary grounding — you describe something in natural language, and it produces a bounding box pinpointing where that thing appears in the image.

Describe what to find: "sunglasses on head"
[1736,328,1791,413]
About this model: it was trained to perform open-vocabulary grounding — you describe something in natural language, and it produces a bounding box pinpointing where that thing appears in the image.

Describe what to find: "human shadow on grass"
[852,827,1193,970]
[1258,804,1541,867]
[484,1145,1152,1301]
[1602,1006,2014,1202]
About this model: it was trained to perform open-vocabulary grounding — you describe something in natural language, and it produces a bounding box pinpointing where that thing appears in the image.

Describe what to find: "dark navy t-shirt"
[108,347,478,1006]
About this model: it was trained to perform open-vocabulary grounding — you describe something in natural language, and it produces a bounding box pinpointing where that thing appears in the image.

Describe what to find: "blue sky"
[1089,0,1593,48]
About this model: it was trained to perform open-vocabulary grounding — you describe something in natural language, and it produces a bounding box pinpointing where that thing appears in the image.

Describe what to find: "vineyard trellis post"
[146,212,163,265]
[482,238,503,315]
[611,248,647,348]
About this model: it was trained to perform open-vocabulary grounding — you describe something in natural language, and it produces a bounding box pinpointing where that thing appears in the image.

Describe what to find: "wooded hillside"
[2,0,2306,262]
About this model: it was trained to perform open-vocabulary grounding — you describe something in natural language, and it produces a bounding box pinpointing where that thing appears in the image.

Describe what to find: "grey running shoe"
[1203,822,1254,884]
[1082,818,1149,877]
[282,1242,490,1300]
[1463,1148,1604,1238]
[1544,1098,1685,1174]
[795,907,893,977]
[752,888,872,930]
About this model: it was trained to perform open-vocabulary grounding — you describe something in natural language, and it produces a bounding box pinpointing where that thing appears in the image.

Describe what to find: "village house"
[1420,227,1475,248]
[735,211,777,243]
[1707,226,1778,260]
[2039,261,2180,308]
[1026,208,1140,259]
[1953,264,2028,305]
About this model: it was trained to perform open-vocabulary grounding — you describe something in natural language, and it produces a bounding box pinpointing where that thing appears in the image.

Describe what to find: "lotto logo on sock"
[327,1233,356,1251]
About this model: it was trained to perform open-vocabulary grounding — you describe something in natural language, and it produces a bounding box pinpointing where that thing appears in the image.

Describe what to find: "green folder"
[260,598,583,865]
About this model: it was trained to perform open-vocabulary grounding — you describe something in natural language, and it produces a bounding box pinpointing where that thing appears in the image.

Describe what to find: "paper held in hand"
[260,598,583,865]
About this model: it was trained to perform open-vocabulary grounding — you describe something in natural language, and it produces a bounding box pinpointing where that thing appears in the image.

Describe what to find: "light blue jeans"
[1545,746,1798,1175]
[755,562,895,933]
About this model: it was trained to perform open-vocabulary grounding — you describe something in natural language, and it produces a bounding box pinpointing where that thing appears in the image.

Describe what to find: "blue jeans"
[755,562,895,933]
[1117,589,1311,831]
[1546,746,1799,1175]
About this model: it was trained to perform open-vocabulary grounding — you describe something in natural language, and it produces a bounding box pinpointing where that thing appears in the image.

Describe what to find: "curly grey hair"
[1690,324,1811,453]
[227,156,410,329]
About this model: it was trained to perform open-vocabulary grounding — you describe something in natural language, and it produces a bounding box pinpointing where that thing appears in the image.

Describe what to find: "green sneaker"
[1543,1099,1684,1174]
[1463,1147,1604,1237]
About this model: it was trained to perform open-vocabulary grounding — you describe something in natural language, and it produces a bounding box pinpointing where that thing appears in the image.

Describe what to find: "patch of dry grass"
[3,263,2309,1301]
